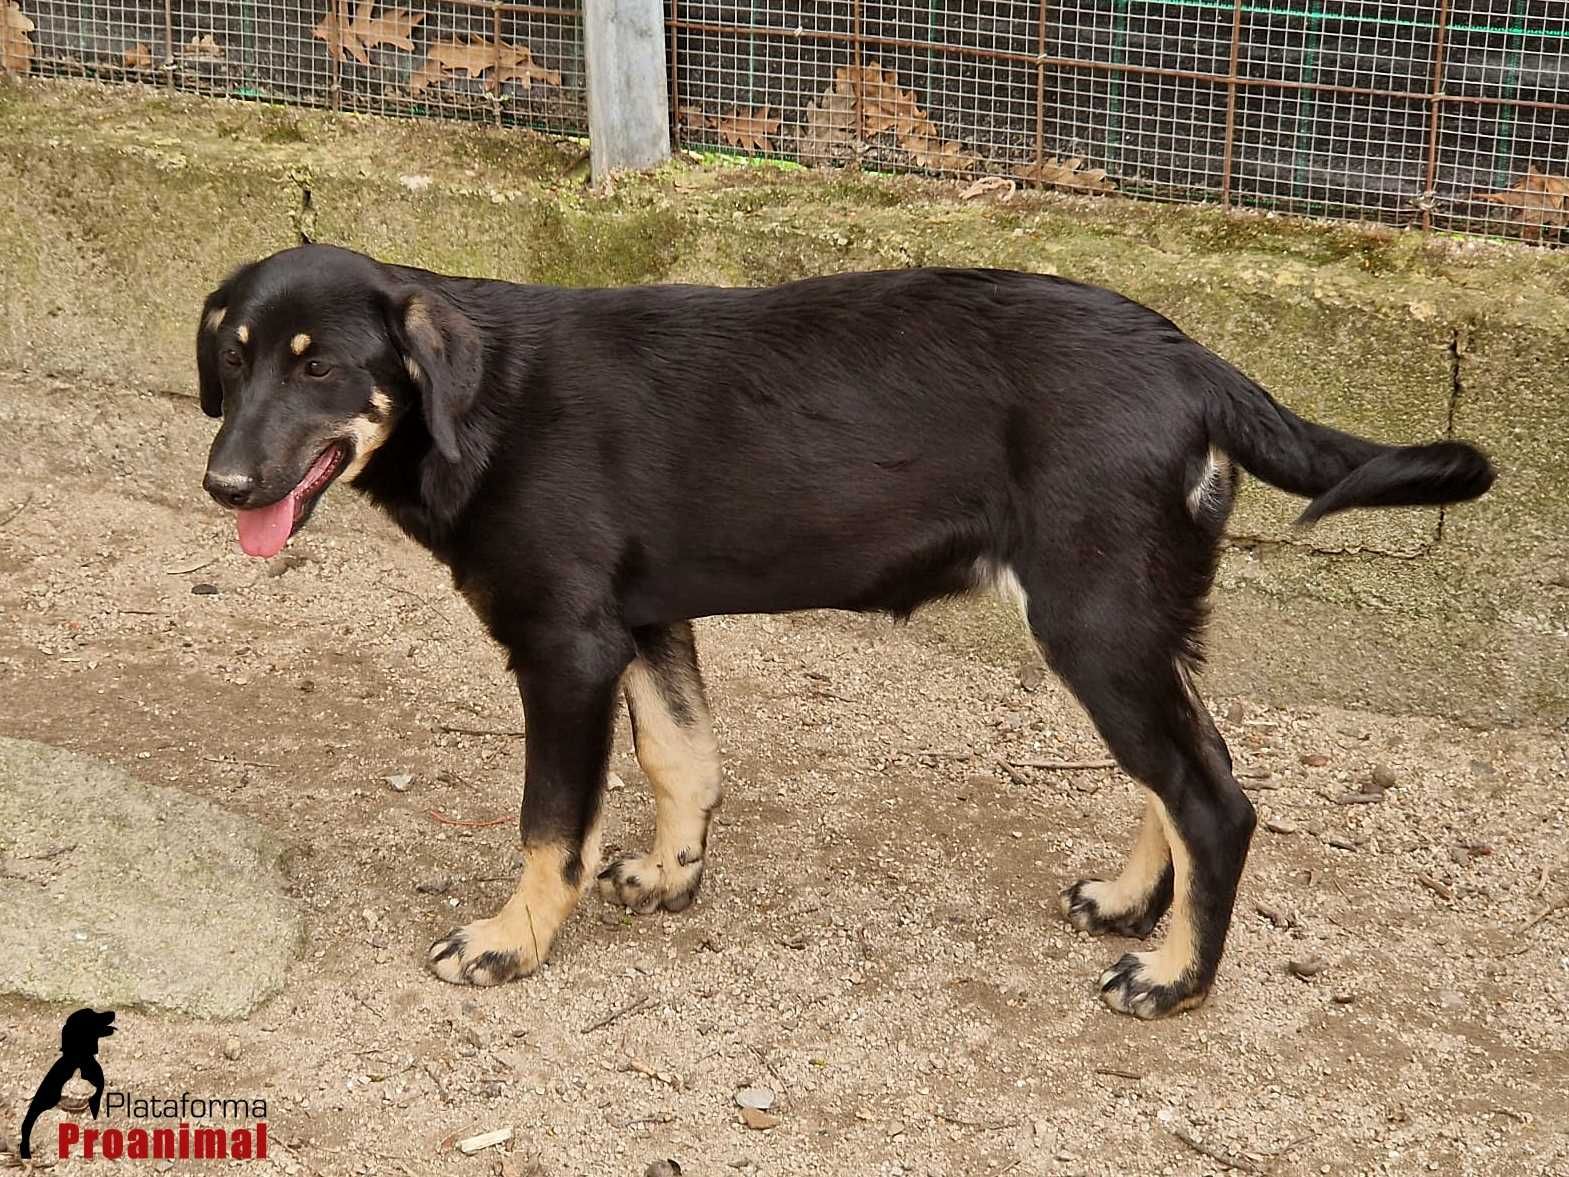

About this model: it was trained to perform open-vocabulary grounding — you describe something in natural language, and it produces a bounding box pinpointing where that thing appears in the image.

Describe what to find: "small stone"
[645,1162,683,1177]
[461,1026,483,1050]
[1018,662,1047,692]
[384,773,413,792]
[1438,989,1466,1010]
[1299,753,1330,768]
[1369,763,1397,792]
[735,1086,775,1111]
[222,1037,241,1060]
[191,583,219,596]
[1287,956,1327,979]
[1225,701,1247,724]
[739,1108,780,1131]
[1333,992,1355,1005]
[1449,846,1472,866]
[1334,792,1384,805]
[1263,817,1298,835]
[415,876,451,895]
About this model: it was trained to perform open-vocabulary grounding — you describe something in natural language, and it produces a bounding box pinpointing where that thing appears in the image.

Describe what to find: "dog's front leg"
[428,626,631,986]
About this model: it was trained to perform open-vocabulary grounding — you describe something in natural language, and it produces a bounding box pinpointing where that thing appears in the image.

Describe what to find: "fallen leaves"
[407,37,560,95]
[715,105,780,153]
[1017,153,1116,194]
[181,34,225,62]
[798,59,979,175]
[313,0,424,66]
[122,41,154,69]
[3,0,35,74]
[1473,165,1569,242]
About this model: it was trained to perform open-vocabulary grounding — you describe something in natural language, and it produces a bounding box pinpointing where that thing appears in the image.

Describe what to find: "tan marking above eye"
[291,332,312,356]
[204,307,227,332]
[236,324,250,345]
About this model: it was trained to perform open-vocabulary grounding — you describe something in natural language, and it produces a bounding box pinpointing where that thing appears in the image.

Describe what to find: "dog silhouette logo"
[18,1008,116,1160]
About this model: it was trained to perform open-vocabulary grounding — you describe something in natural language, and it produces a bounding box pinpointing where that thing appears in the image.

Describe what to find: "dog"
[196,244,1493,1019]
[19,1008,116,1159]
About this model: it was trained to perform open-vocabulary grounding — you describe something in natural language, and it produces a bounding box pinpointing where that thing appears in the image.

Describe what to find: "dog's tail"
[1194,352,1494,525]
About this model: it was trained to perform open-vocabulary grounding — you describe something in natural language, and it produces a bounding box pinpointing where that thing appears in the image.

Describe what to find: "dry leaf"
[408,36,558,95]
[1018,154,1116,193]
[799,89,856,165]
[678,105,712,129]
[811,59,978,176]
[716,105,781,153]
[960,175,1017,201]
[2,1,34,75]
[182,34,225,61]
[313,0,424,67]
[1474,165,1569,242]
[122,41,153,69]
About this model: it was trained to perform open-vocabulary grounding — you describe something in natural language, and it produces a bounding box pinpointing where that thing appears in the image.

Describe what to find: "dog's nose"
[204,469,259,508]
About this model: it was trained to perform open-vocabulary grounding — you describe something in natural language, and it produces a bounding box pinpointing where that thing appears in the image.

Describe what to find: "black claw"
[429,933,466,964]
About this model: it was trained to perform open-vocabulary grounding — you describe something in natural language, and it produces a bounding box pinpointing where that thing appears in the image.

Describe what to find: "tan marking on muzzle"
[336,392,398,482]
[291,332,312,356]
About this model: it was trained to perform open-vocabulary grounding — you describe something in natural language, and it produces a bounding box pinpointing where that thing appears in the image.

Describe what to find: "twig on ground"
[427,809,512,829]
[352,992,386,1021]
[1093,1066,1144,1081]
[749,1044,787,1089]
[994,758,1032,787]
[1239,779,1282,791]
[164,556,215,575]
[437,723,525,738]
[1520,891,1569,932]
[580,995,656,1035]
[1418,874,1455,901]
[934,1112,1020,1132]
[1165,1124,1264,1173]
[0,494,34,530]
[917,749,974,762]
[1005,757,1118,771]
[201,755,281,770]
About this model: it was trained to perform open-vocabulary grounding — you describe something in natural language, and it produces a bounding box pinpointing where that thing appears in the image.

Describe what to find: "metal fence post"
[584,0,671,182]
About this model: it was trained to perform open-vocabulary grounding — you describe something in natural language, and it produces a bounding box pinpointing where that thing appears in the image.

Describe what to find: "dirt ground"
[1,370,1566,1176]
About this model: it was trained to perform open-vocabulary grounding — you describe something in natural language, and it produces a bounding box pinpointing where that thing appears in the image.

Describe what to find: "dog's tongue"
[235,494,297,559]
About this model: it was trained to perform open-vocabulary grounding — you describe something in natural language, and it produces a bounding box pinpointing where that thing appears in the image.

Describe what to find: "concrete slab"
[0,738,301,1019]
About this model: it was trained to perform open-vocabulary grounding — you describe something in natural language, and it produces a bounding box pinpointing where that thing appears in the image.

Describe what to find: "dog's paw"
[1097,951,1208,1020]
[596,848,704,915]
[1059,879,1164,939]
[426,915,541,986]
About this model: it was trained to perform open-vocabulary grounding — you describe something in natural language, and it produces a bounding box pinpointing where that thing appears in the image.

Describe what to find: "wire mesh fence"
[4,1,1568,242]
[2,0,587,133]
[668,1,1569,244]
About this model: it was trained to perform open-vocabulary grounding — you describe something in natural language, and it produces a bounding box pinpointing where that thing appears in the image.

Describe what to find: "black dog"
[19,1008,115,1159]
[196,245,1493,1019]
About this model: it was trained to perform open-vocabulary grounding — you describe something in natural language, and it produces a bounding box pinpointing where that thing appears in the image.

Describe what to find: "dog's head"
[197,244,482,557]
[59,1008,115,1055]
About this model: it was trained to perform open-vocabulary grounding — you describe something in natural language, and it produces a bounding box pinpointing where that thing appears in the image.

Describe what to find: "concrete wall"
[3,79,1565,725]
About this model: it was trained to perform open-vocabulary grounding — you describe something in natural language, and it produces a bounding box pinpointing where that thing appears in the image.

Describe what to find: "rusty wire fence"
[2,0,587,132]
[669,2,1569,243]
[4,1,1568,242]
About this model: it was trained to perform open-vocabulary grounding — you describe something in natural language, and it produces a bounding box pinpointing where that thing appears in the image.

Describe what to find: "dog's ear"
[195,274,239,418]
[389,289,483,463]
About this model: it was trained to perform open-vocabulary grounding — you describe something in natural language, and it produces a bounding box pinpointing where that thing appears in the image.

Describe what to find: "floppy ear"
[390,289,483,463]
[196,277,234,418]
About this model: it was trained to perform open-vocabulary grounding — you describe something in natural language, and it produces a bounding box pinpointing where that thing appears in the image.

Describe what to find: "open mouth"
[232,442,349,559]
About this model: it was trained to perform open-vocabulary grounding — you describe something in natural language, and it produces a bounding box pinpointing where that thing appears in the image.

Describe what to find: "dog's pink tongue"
[234,494,295,558]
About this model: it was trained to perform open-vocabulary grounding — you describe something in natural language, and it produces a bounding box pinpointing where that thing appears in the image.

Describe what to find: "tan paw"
[426,915,543,986]
[596,848,704,915]
[1097,951,1208,1019]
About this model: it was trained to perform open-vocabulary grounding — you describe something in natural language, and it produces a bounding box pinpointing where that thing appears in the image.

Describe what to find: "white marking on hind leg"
[1186,447,1232,519]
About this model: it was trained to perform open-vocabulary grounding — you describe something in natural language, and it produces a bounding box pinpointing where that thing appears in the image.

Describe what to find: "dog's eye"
[221,348,242,368]
[304,360,333,379]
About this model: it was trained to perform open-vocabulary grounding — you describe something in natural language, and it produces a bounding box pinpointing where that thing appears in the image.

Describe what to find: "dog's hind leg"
[1029,558,1254,1019]
[598,623,723,915]
[428,622,633,986]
